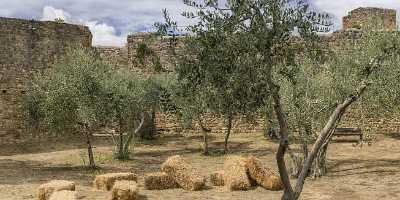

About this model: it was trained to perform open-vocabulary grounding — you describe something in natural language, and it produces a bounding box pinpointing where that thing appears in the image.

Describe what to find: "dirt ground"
[0,132,400,200]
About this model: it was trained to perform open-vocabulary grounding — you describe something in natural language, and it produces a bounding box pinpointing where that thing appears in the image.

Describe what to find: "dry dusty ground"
[0,132,400,200]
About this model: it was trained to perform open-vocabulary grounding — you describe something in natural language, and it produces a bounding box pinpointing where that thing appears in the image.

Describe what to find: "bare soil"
[0,133,399,200]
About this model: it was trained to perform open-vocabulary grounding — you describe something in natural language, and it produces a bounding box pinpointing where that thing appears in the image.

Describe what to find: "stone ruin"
[0,17,91,140]
[1,7,399,142]
[343,7,397,31]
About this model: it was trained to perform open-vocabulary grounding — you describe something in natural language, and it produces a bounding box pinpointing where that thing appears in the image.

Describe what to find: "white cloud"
[313,0,400,29]
[40,6,126,46]
[86,21,127,46]
[41,6,71,21]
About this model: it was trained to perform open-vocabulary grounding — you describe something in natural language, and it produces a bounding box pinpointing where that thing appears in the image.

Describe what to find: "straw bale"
[210,170,224,186]
[94,172,137,191]
[49,190,77,200]
[37,180,75,200]
[223,156,251,191]
[245,156,283,191]
[111,180,138,200]
[161,155,205,191]
[144,172,178,190]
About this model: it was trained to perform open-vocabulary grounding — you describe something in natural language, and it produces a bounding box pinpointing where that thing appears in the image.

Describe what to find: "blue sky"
[0,0,398,46]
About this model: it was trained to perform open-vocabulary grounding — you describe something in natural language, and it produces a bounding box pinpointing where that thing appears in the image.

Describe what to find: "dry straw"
[93,172,137,191]
[210,170,225,186]
[161,155,206,191]
[144,172,179,190]
[111,180,138,200]
[245,155,283,191]
[223,156,251,191]
[37,180,75,200]
[49,190,77,200]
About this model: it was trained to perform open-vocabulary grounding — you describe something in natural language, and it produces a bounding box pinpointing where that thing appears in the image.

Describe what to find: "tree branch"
[123,114,145,150]
[270,83,295,199]
[293,83,367,199]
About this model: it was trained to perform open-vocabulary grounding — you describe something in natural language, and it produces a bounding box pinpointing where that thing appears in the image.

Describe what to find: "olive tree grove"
[25,49,112,168]
[24,49,167,165]
[158,1,268,153]
[160,0,400,199]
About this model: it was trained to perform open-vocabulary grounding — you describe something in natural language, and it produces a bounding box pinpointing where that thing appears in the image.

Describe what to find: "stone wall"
[127,33,184,72]
[343,7,396,31]
[2,7,400,142]
[94,46,128,67]
[340,108,400,135]
[0,17,92,140]
[154,113,266,135]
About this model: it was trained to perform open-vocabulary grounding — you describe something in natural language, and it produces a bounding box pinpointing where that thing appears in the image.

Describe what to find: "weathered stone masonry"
[1,7,400,142]
[343,7,396,31]
[0,17,92,140]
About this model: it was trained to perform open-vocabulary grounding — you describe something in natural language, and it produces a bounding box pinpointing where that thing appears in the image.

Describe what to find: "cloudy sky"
[0,0,398,46]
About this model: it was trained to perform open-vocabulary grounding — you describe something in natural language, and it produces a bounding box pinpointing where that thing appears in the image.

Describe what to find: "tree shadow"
[388,132,400,140]
[326,158,400,177]
[0,159,99,185]
[0,136,113,156]
[137,194,148,200]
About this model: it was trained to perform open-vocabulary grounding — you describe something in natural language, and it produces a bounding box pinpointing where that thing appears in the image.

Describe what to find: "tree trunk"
[293,84,368,199]
[117,116,124,159]
[122,115,145,156]
[199,118,210,155]
[118,133,123,158]
[224,114,233,154]
[312,143,328,178]
[84,127,95,169]
[270,88,295,200]
[201,130,209,155]
[150,109,156,139]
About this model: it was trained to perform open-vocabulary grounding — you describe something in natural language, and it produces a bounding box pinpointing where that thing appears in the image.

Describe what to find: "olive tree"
[159,1,268,153]
[229,2,400,199]
[103,69,148,160]
[25,49,112,168]
[163,0,400,199]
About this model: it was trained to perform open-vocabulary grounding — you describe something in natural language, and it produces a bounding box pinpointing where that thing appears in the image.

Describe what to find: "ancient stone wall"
[122,27,400,136]
[127,33,185,73]
[0,17,92,140]
[340,109,400,135]
[154,113,266,135]
[2,7,400,142]
[94,46,128,67]
[343,7,396,31]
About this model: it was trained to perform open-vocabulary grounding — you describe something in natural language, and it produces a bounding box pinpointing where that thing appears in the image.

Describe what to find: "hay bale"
[245,156,283,191]
[223,156,251,191]
[144,172,179,190]
[111,180,138,200]
[94,172,137,191]
[49,190,77,200]
[37,180,75,200]
[161,155,205,191]
[210,170,224,186]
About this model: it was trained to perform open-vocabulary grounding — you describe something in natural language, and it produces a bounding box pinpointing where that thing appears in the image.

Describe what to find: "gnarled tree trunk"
[224,114,233,154]
[198,117,211,155]
[82,124,96,169]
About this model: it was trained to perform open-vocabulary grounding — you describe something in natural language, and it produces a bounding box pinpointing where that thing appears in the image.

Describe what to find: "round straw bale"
[94,172,137,191]
[223,156,251,191]
[37,180,75,200]
[245,155,283,191]
[111,180,138,200]
[144,172,179,190]
[49,190,77,200]
[161,155,205,191]
[210,170,224,186]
